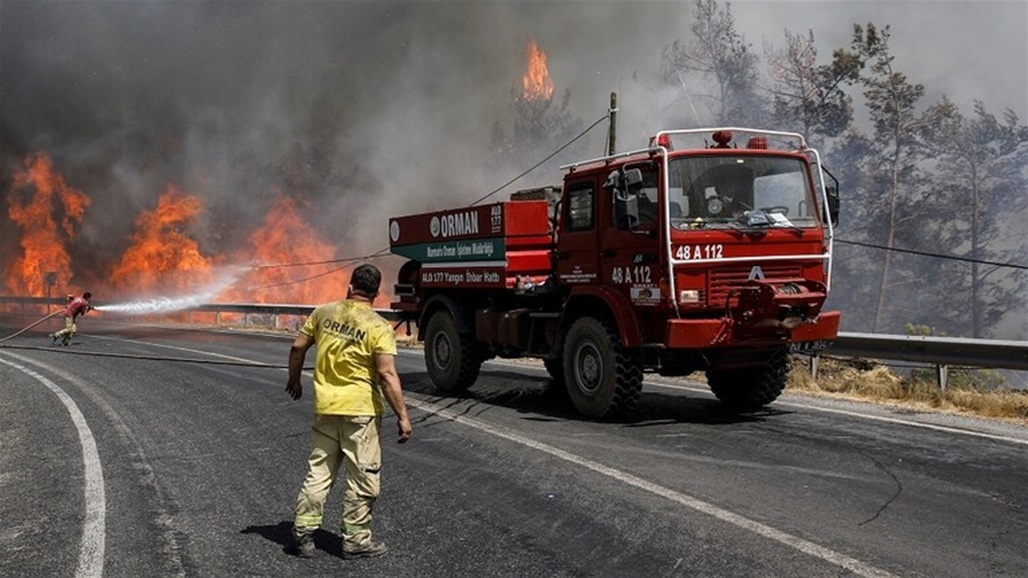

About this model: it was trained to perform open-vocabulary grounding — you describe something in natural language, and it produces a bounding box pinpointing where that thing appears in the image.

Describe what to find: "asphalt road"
[1,314,1026,578]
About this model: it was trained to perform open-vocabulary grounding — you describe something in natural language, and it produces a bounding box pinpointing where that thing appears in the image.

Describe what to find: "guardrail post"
[809,354,820,380]
[937,364,948,391]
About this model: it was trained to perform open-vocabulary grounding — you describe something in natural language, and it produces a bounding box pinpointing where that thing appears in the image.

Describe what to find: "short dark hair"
[349,264,381,298]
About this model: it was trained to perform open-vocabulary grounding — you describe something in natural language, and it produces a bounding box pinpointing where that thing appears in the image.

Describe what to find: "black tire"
[706,348,788,410]
[424,311,482,392]
[543,358,564,382]
[541,358,567,399]
[561,317,642,418]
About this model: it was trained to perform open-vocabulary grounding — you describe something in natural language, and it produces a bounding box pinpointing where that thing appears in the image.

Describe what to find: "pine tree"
[661,0,764,127]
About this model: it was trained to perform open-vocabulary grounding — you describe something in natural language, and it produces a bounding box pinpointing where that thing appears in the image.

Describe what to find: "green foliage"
[765,29,860,140]
[903,324,1009,390]
[487,86,586,183]
[904,323,941,337]
[906,367,1008,392]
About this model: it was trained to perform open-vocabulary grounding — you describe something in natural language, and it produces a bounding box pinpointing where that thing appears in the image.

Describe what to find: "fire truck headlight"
[679,289,701,304]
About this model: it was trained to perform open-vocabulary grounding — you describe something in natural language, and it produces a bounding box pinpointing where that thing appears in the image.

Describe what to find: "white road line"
[773,400,1028,446]
[644,380,1028,447]
[405,397,898,578]
[0,356,105,578]
[104,340,896,576]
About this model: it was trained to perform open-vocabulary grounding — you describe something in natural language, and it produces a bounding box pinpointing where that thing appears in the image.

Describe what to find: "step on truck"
[388,128,841,418]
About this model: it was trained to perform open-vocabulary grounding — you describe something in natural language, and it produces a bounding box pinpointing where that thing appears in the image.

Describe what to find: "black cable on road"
[0,343,313,370]
[0,314,310,369]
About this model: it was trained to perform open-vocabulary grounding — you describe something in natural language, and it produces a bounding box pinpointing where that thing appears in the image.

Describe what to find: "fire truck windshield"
[666,155,817,230]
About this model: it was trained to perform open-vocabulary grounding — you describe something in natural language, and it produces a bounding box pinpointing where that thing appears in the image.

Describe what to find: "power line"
[246,248,392,290]
[254,109,612,283]
[247,248,393,271]
[836,238,1028,271]
[249,255,367,269]
[469,112,609,207]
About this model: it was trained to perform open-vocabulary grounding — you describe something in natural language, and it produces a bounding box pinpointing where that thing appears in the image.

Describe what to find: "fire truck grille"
[709,263,803,305]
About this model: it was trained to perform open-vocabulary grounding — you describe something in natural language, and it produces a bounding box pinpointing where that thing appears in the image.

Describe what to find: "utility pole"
[44,271,57,314]
[608,92,618,156]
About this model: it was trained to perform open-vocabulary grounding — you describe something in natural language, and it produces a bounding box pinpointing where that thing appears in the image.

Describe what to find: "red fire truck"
[389,128,840,418]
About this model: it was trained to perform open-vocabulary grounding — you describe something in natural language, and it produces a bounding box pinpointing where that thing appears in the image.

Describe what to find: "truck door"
[555,177,600,287]
[601,164,663,309]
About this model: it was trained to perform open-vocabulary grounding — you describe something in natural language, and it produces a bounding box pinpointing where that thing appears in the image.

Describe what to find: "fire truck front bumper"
[664,310,841,350]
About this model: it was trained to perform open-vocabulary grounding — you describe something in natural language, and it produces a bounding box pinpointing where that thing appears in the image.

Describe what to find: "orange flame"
[522,39,554,101]
[5,153,91,296]
[109,185,213,294]
[224,194,350,304]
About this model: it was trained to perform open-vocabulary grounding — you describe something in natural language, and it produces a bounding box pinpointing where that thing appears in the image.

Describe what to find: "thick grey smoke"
[1,1,1024,294]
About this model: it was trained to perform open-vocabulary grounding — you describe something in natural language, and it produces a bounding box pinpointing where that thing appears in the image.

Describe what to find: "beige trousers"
[53,317,76,340]
[293,414,382,548]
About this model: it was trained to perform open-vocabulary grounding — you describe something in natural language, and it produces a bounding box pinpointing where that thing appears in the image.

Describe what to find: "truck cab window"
[668,156,817,229]
[566,184,594,231]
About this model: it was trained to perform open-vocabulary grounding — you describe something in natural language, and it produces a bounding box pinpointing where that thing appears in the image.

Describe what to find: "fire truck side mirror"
[825,185,840,226]
[622,168,643,189]
[604,168,643,191]
[607,168,643,230]
[821,166,840,227]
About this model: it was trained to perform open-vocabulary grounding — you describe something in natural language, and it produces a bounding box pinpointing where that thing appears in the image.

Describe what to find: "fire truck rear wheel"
[542,358,568,399]
[562,317,642,418]
[543,358,564,383]
[424,311,482,392]
[706,349,788,410]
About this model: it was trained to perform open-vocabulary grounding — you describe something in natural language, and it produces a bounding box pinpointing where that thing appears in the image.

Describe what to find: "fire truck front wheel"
[562,317,642,418]
[424,311,483,392]
[706,348,788,410]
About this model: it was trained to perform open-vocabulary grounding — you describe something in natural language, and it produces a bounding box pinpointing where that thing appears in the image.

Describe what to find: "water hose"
[0,311,62,343]
[0,312,309,369]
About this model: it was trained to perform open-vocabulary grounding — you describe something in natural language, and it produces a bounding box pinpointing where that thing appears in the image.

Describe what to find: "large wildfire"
[2,156,356,309]
[2,40,556,311]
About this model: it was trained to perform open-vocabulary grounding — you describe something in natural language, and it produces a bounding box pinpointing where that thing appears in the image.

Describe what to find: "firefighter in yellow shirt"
[286,264,412,559]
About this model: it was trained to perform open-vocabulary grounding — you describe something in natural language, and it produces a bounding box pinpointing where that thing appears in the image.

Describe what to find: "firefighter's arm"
[375,352,412,443]
[286,333,315,400]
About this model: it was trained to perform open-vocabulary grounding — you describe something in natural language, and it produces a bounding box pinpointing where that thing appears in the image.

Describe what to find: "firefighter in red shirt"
[51,291,92,346]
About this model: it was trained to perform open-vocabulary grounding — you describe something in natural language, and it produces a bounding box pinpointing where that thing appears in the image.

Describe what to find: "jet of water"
[95,267,244,315]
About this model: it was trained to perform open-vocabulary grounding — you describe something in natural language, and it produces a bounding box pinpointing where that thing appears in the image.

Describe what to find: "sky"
[1,0,1026,296]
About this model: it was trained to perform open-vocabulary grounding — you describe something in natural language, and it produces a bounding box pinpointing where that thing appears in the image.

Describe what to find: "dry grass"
[788,357,1028,424]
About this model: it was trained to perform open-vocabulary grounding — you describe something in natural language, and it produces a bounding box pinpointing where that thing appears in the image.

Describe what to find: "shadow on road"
[241,521,345,558]
[403,367,793,427]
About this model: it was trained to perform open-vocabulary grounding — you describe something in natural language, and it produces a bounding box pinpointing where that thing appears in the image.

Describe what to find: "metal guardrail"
[826,332,1028,390]
[831,333,1028,371]
[3,296,1025,388]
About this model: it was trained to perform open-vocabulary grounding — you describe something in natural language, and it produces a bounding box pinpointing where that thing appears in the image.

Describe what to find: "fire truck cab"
[389,128,841,418]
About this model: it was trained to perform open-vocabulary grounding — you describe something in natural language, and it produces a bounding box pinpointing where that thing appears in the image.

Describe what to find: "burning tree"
[225,193,350,305]
[109,185,214,295]
[5,153,90,296]
[489,38,584,180]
